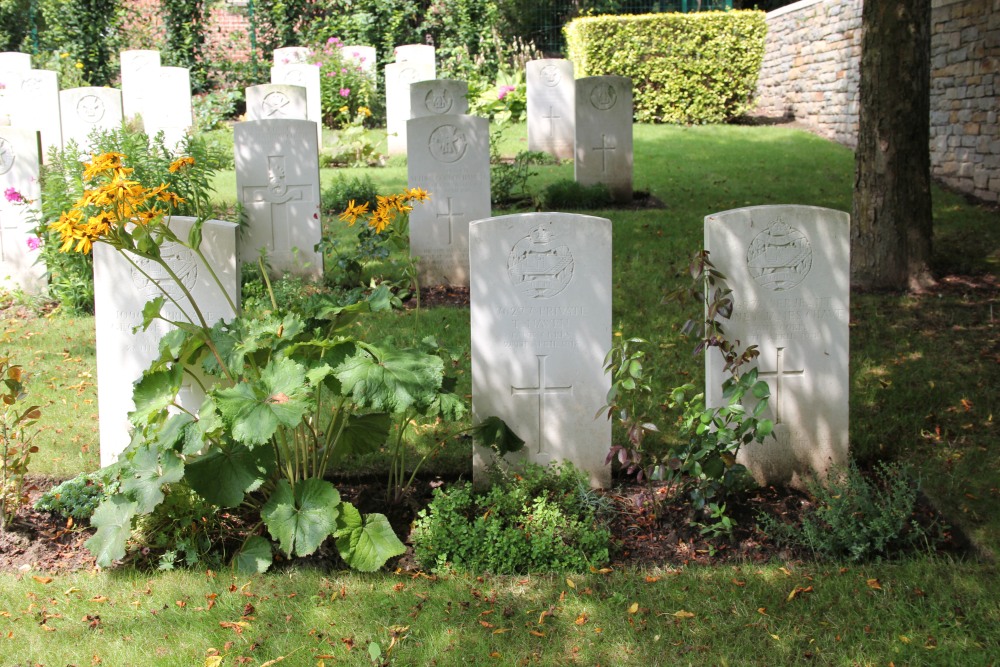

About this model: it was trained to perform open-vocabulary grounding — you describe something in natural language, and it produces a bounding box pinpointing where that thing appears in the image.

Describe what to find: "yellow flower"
[405,187,430,202]
[339,105,349,114]
[82,152,127,181]
[168,156,195,173]
[337,199,370,226]
[369,207,391,234]
[75,62,83,69]
[358,106,371,117]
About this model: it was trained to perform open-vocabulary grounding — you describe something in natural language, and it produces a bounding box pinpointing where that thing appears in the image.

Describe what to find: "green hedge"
[565,10,766,124]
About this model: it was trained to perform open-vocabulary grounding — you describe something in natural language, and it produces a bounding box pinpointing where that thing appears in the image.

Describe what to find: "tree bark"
[851,0,935,291]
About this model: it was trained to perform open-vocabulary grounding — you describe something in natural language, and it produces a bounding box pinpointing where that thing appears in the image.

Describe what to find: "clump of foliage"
[565,11,767,123]
[34,470,116,522]
[1,355,41,529]
[602,251,774,533]
[536,180,614,210]
[412,462,613,574]
[759,461,944,562]
[28,126,226,314]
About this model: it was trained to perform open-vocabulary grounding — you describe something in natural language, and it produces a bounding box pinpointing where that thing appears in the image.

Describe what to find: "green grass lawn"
[2,122,999,665]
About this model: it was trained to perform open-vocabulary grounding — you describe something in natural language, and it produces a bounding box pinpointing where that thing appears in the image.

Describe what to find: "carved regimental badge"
[428,125,467,163]
[746,220,813,291]
[539,64,562,87]
[130,241,199,301]
[589,84,617,110]
[507,224,574,299]
[425,88,454,114]
[77,95,106,123]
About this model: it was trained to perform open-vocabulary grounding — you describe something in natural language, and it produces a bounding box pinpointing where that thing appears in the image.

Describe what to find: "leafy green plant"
[490,148,549,208]
[34,470,115,521]
[192,90,243,132]
[1,355,41,529]
[759,461,942,561]
[412,462,613,574]
[311,37,376,128]
[535,180,613,210]
[325,108,385,167]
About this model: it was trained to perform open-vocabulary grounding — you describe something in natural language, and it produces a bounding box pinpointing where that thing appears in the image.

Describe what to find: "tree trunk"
[851,0,935,291]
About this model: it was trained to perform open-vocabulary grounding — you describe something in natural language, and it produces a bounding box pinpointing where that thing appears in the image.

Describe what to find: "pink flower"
[339,88,350,97]
[4,187,23,204]
[340,68,347,74]
[26,236,41,251]
[314,61,322,67]
[497,85,516,101]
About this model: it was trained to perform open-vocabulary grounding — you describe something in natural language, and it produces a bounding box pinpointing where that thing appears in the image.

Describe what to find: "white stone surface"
[575,75,633,203]
[341,45,376,77]
[95,216,239,466]
[704,205,850,488]
[407,114,489,286]
[273,46,312,65]
[471,212,612,488]
[6,69,62,161]
[527,59,575,160]
[234,119,323,279]
[59,87,124,155]
[119,50,161,119]
[271,63,323,146]
[0,127,44,295]
[143,66,193,150]
[409,79,469,118]
[246,84,308,121]
[385,61,435,156]
[393,44,435,67]
[0,52,32,126]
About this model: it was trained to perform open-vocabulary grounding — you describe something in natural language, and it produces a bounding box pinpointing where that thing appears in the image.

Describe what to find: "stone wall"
[754,0,1000,203]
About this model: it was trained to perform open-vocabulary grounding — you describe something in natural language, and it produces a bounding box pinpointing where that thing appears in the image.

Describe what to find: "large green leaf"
[155,413,196,452]
[329,412,392,463]
[85,496,139,567]
[335,347,444,413]
[235,536,273,574]
[121,444,184,513]
[335,503,406,572]
[129,365,184,427]
[186,442,274,507]
[472,416,525,456]
[214,357,308,446]
[261,479,341,557]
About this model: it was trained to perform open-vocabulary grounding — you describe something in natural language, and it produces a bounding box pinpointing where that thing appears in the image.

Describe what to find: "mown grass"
[2,122,999,664]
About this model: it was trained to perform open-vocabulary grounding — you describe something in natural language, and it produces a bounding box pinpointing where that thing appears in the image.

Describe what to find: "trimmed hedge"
[565,11,767,124]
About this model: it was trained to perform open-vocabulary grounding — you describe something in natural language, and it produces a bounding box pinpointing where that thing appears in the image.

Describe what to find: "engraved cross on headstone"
[756,346,805,423]
[435,196,464,245]
[511,354,573,458]
[593,133,616,174]
[241,155,312,249]
[543,106,560,139]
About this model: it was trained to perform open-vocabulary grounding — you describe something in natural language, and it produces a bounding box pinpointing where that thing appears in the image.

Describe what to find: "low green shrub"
[412,462,613,574]
[565,11,767,124]
[321,174,379,217]
[535,179,613,210]
[34,470,114,522]
[758,461,943,562]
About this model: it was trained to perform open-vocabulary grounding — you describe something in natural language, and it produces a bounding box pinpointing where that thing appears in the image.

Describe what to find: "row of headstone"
[471,205,849,490]
[385,45,437,156]
[526,59,634,204]
[0,126,45,295]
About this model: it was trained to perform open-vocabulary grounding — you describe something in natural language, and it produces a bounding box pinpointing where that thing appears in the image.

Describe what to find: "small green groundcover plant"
[411,462,614,574]
[758,460,945,562]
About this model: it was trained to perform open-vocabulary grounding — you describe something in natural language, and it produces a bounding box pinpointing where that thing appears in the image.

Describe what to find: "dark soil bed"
[0,472,971,575]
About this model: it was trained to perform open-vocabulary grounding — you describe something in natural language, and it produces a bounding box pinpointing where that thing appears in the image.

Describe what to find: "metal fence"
[531,0,734,55]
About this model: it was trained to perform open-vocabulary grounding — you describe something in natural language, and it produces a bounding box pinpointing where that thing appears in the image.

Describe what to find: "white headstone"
[0,127,44,295]
[341,45,376,78]
[0,52,32,126]
[6,69,62,161]
[143,66,193,150]
[271,63,322,146]
[575,75,633,203]
[409,79,469,119]
[471,212,612,488]
[59,87,124,154]
[246,84,308,121]
[407,114,490,286]
[394,44,435,67]
[704,205,850,489]
[234,119,323,279]
[527,59,575,160]
[274,46,312,66]
[385,61,435,156]
[119,50,161,119]
[94,216,240,466]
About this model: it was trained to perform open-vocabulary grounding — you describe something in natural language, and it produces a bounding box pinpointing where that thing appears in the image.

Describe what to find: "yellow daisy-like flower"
[339,105,349,114]
[405,187,430,202]
[369,208,391,234]
[358,106,372,117]
[338,199,370,226]
[168,156,195,173]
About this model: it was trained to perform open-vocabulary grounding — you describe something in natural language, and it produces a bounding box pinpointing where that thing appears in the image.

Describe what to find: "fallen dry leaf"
[574,613,588,626]
[528,630,545,637]
[32,576,53,585]
[866,579,883,590]
[566,578,576,589]
[645,576,660,583]
[627,602,639,614]
[786,586,814,602]
[672,610,695,619]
